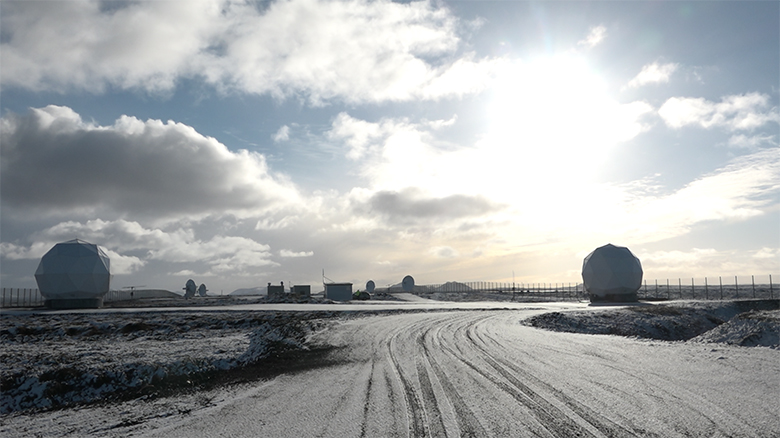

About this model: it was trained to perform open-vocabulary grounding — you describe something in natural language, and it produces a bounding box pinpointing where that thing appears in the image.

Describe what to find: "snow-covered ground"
[525,299,780,346]
[1,298,778,437]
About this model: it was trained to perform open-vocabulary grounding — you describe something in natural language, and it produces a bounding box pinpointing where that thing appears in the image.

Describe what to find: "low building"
[267,284,285,300]
[292,285,311,300]
[324,283,353,301]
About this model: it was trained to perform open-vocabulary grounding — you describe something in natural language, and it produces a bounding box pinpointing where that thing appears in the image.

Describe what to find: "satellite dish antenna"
[198,283,208,297]
[366,280,376,292]
[184,279,197,299]
[402,275,415,292]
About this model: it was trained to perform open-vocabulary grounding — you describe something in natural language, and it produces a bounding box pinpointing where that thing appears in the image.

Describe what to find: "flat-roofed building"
[324,283,352,301]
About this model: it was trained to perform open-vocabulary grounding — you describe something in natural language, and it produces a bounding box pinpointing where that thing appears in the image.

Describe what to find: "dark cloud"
[362,189,500,221]
[0,106,302,219]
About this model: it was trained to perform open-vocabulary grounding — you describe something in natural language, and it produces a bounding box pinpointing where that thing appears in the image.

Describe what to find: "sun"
[490,55,650,175]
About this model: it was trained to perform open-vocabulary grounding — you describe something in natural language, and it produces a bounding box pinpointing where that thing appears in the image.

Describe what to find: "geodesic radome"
[582,243,642,302]
[35,239,111,304]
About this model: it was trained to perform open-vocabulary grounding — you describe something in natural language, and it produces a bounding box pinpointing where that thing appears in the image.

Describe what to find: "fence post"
[666,279,670,300]
[655,279,658,299]
[771,275,774,299]
[704,277,708,300]
[735,276,739,298]
[751,275,755,298]
[691,278,695,299]
[678,278,682,299]
[719,276,723,300]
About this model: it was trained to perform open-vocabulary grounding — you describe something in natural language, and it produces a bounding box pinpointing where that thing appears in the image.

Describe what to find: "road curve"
[144,309,780,437]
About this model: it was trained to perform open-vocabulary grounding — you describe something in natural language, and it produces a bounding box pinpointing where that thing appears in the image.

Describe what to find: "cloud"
[618,148,780,240]
[430,246,459,258]
[1,0,499,104]
[626,62,678,88]
[0,105,304,220]
[279,249,314,258]
[640,247,780,278]
[327,112,388,160]
[726,134,776,149]
[272,125,290,142]
[577,25,607,48]
[101,249,147,275]
[359,188,500,221]
[0,0,222,93]
[658,92,780,131]
[0,218,279,276]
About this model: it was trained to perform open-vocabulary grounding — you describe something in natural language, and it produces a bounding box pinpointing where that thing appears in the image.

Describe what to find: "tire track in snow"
[464,316,642,438]
[386,325,429,437]
[450,321,597,436]
[418,326,488,437]
[480,318,744,438]
[413,341,447,437]
[359,359,375,438]
[594,361,750,437]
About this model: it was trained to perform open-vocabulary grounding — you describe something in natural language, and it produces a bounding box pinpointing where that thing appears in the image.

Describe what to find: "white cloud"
[626,62,678,88]
[0,219,279,276]
[1,0,499,104]
[0,105,304,220]
[0,0,222,93]
[577,25,607,48]
[325,58,655,209]
[658,92,780,131]
[640,247,780,279]
[430,246,459,258]
[280,249,314,257]
[726,134,776,149]
[273,125,290,142]
[616,148,780,241]
[101,249,147,275]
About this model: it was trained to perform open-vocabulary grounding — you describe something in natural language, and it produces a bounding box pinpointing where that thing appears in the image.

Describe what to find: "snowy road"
[142,310,779,437]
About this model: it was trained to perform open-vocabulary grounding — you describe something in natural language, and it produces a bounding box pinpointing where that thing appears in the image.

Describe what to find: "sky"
[1,0,778,294]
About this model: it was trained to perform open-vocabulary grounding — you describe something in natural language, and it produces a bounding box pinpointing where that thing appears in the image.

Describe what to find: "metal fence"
[0,288,150,309]
[636,275,775,301]
[0,288,45,308]
[396,281,586,302]
[400,274,777,302]
[1,274,776,308]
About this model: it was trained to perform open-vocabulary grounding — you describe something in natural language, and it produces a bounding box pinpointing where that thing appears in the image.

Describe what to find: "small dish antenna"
[184,279,197,299]
[402,275,415,292]
[198,283,208,297]
[366,280,376,292]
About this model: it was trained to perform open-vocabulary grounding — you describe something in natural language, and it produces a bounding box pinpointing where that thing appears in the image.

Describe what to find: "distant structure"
[267,283,285,300]
[582,243,643,302]
[34,239,112,309]
[324,283,353,301]
[198,283,208,297]
[402,275,415,292]
[291,285,311,300]
[184,279,197,299]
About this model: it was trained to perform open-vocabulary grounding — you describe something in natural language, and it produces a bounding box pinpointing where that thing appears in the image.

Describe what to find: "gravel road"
[140,309,779,437]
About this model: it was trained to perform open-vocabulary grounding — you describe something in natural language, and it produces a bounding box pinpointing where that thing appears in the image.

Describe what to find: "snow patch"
[523,300,779,348]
